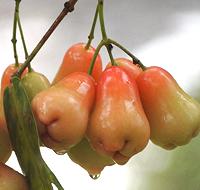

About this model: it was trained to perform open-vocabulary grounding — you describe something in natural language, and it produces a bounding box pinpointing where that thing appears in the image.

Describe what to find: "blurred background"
[1,0,200,189]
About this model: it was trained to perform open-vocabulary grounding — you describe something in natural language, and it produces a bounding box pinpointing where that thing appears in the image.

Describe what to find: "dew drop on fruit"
[54,149,67,155]
[89,173,101,180]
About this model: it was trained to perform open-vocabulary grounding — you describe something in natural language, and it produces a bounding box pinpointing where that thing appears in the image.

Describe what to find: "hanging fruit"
[32,72,95,152]
[0,163,29,190]
[21,71,50,102]
[106,58,143,80]
[52,43,102,84]
[87,66,150,165]
[67,138,115,177]
[136,66,200,149]
[0,93,12,163]
[1,64,28,97]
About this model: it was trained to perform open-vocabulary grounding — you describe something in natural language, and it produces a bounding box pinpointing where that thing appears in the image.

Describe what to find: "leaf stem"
[17,17,28,59]
[12,0,21,67]
[108,38,146,70]
[106,44,117,66]
[85,3,99,49]
[17,15,32,72]
[88,40,105,75]
[98,0,117,66]
[98,0,107,40]
[15,0,78,78]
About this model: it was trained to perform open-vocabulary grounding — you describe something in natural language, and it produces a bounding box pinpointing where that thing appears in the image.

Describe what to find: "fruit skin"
[1,64,28,96]
[87,66,150,165]
[21,71,50,102]
[0,163,28,190]
[32,72,95,152]
[106,58,143,80]
[136,66,200,150]
[52,43,102,84]
[0,94,12,163]
[21,71,51,141]
[67,138,115,176]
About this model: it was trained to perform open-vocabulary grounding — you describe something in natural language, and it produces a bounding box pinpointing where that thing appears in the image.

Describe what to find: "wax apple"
[68,138,115,176]
[0,92,12,163]
[1,64,28,96]
[21,71,50,101]
[32,72,95,152]
[52,43,102,84]
[87,66,150,165]
[21,71,50,144]
[136,66,200,149]
[0,163,28,190]
[106,58,143,80]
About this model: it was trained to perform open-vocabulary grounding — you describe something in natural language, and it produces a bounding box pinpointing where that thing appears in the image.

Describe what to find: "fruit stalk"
[88,40,105,75]
[17,15,28,60]
[107,38,146,70]
[85,3,99,49]
[12,0,21,66]
[98,0,116,66]
[16,0,78,78]
[17,10,32,72]
[88,0,145,74]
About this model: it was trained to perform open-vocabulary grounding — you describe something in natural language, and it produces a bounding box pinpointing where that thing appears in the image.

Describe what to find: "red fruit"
[0,94,12,163]
[87,66,150,165]
[32,72,95,152]
[0,163,28,190]
[67,138,115,176]
[136,66,200,149]
[52,43,102,84]
[1,64,28,96]
[106,58,143,80]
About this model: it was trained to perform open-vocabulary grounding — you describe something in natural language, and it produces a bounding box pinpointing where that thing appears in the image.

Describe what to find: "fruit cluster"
[1,42,200,180]
[32,43,200,176]
[1,0,200,189]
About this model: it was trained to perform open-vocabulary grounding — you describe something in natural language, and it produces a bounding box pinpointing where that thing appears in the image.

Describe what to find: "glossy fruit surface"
[136,66,200,149]
[68,138,115,176]
[1,64,27,96]
[87,66,150,165]
[32,72,95,152]
[0,163,28,190]
[21,71,50,101]
[0,92,12,163]
[52,43,102,84]
[106,58,143,80]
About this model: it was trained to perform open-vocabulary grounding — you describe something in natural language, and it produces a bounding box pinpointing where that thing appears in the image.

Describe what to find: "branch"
[16,0,78,77]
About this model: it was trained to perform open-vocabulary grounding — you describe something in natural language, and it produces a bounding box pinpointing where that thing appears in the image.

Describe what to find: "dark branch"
[16,0,78,77]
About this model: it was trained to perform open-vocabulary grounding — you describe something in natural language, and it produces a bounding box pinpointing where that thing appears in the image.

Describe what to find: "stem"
[98,0,107,40]
[17,15,32,72]
[88,40,105,75]
[98,0,117,66]
[106,44,117,66]
[15,0,78,77]
[12,0,21,67]
[85,3,99,49]
[18,17,28,59]
[108,38,146,70]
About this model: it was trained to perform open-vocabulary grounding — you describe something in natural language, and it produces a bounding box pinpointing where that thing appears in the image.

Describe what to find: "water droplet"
[54,149,67,155]
[89,173,101,180]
